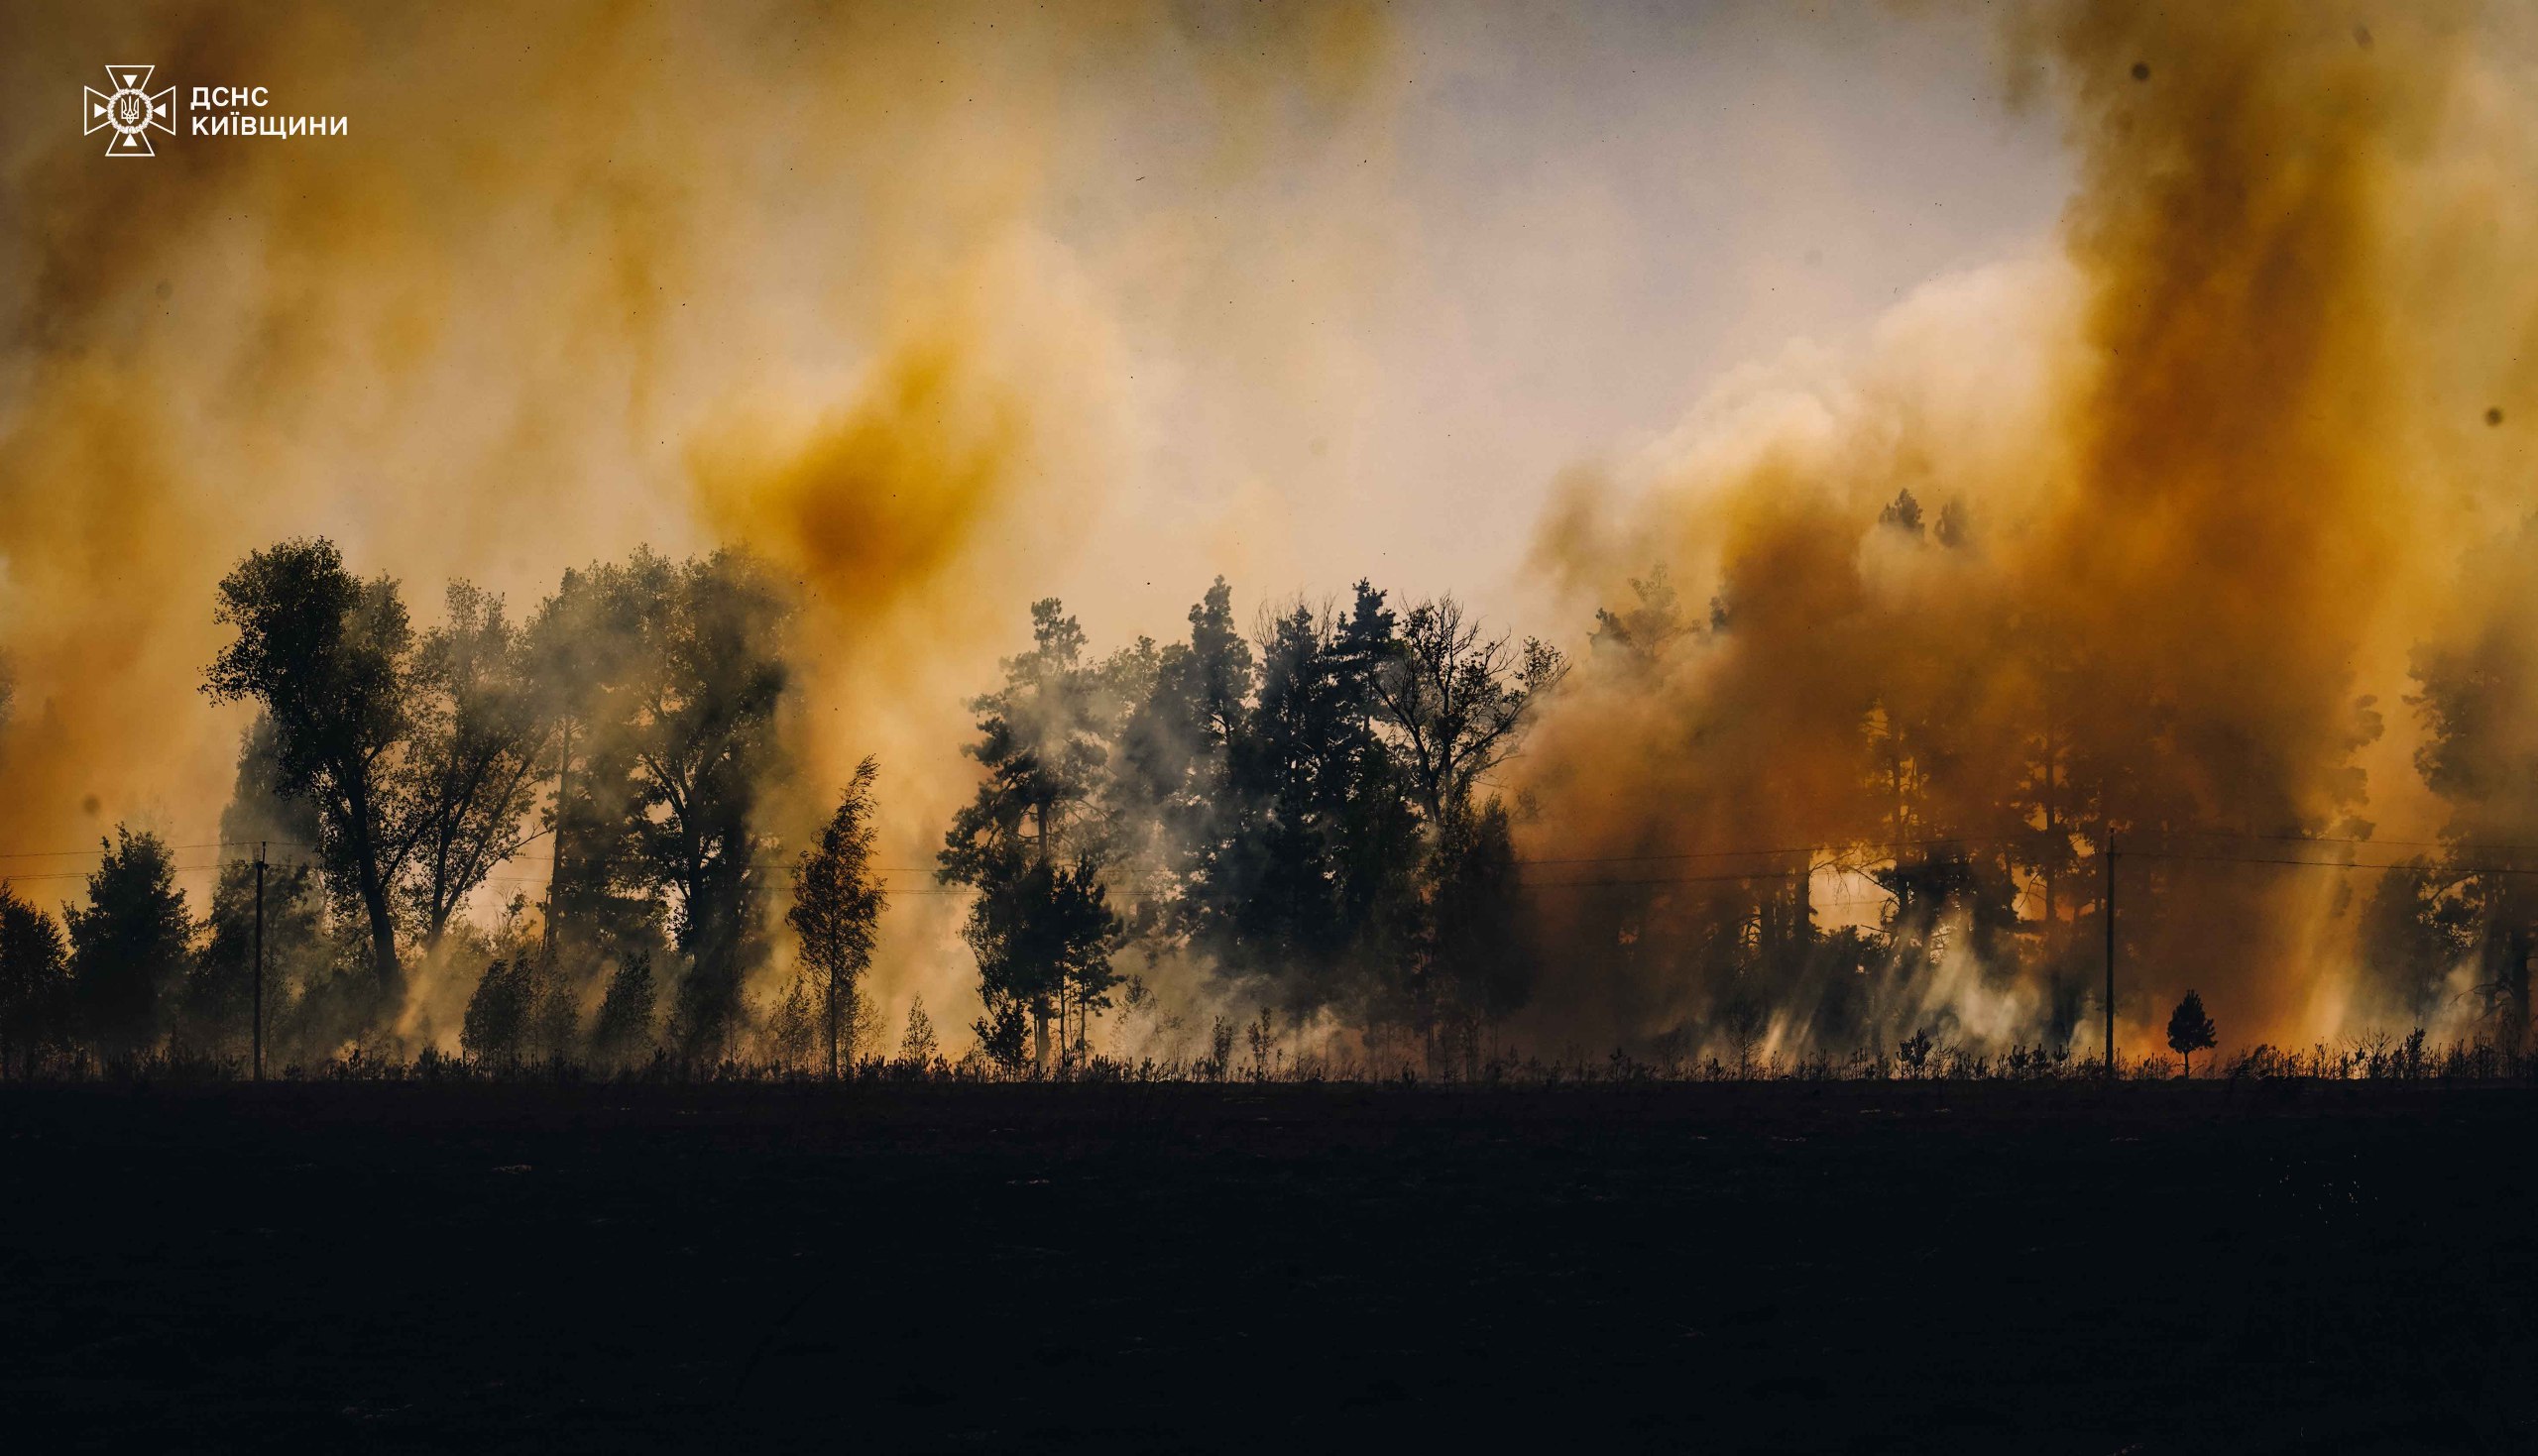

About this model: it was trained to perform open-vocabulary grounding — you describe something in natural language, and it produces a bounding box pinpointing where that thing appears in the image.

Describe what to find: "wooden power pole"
[2102,828,2117,1079]
[252,841,267,1082]
[545,719,570,959]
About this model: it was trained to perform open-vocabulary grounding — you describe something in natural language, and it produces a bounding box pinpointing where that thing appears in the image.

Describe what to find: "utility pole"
[253,841,267,1082]
[2102,828,2117,1079]
[545,719,570,959]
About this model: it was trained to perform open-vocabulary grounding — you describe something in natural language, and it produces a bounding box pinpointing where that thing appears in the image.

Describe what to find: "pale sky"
[1059,0,2069,640]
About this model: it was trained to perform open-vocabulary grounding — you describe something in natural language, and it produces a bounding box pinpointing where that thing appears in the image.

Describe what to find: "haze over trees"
[932,579,1566,1070]
[204,540,422,1003]
[938,600,1124,1072]
[6,508,2538,1079]
[0,539,796,1072]
[787,758,887,1078]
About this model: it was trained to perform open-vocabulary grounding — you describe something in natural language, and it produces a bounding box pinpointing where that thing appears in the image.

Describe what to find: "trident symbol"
[84,64,174,157]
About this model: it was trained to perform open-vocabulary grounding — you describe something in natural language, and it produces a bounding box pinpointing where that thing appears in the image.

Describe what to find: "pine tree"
[2166,989,2217,1077]
[0,887,68,1077]
[589,952,658,1064]
[65,828,192,1057]
[940,601,1122,1072]
[898,995,940,1066]
[788,758,887,1078]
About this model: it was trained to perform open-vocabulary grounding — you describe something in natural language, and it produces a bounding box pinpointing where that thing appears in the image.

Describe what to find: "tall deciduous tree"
[524,560,661,966]
[205,538,415,1001]
[402,583,549,950]
[1368,596,1566,824]
[631,551,790,1057]
[788,758,888,1078]
[522,549,790,1057]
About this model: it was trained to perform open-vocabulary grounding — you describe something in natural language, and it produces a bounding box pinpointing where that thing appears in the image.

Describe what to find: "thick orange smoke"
[1522,1,2538,1055]
[0,1,1394,1023]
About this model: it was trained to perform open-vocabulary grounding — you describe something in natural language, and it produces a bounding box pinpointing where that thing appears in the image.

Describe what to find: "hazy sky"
[1071,0,2071,631]
[0,0,2072,850]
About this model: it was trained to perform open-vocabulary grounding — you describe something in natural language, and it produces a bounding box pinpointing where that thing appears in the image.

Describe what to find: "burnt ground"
[1,1080,2533,1454]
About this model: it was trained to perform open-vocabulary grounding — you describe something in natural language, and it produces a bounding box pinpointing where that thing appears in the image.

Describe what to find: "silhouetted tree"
[941,600,1122,1070]
[1112,578,1254,927]
[1724,995,1770,1079]
[219,712,327,849]
[1424,796,1534,1035]
[461,957,532,1064]
[2357,859,2479,1022]
[942,580,1573,1049]
[589,952,658,1064]
[1933,500,1973,547]
[1588,566,1693,670]
[186,857,322,1054]
[2006,633,2099,1005]
[205,538,417,1002]
[524,561,665,970]
[1206,586,1421,1015]
[545,550,791,1059]
[183,720,331,1052]
[897,995,939,1065]
[66,828,191,1056]
[2166,989,2217,1077]
[401,583,549,950]
[2406,569,2538,1048]
[1368,596,1566,825]
[1362,598,1562,1043]
[0,885,68,1077]
[648,555,789,1057]
[788,758,887,1078]
[960,854,1117,1073]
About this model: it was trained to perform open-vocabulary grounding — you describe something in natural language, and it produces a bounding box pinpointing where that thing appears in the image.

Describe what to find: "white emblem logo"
[84,64,174,157]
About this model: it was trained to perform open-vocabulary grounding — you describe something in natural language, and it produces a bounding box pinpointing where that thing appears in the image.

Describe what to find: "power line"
[2127,847,2538,877]
[2150,826,2538,854]
[15,827,2538,900]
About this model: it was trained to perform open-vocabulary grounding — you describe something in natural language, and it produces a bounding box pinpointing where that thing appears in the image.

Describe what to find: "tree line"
[0,539,829,1073]
[937,581,1564,1071]
[0,538,1567,1077]
[6,497,2537,1078]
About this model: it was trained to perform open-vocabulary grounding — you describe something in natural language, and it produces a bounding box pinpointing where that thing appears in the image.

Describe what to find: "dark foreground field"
[3,1081,2533,1453]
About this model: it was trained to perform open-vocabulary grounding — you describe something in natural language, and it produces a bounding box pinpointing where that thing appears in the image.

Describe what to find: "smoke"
[1519,1,2538,1054]
[0,1,1395,1024]
[14,1,2538,1060]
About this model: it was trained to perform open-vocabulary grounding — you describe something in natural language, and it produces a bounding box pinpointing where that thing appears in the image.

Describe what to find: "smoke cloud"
[0,0,1395,1020]
[10,1,2538,1058]
[1520,0,2538,1054]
